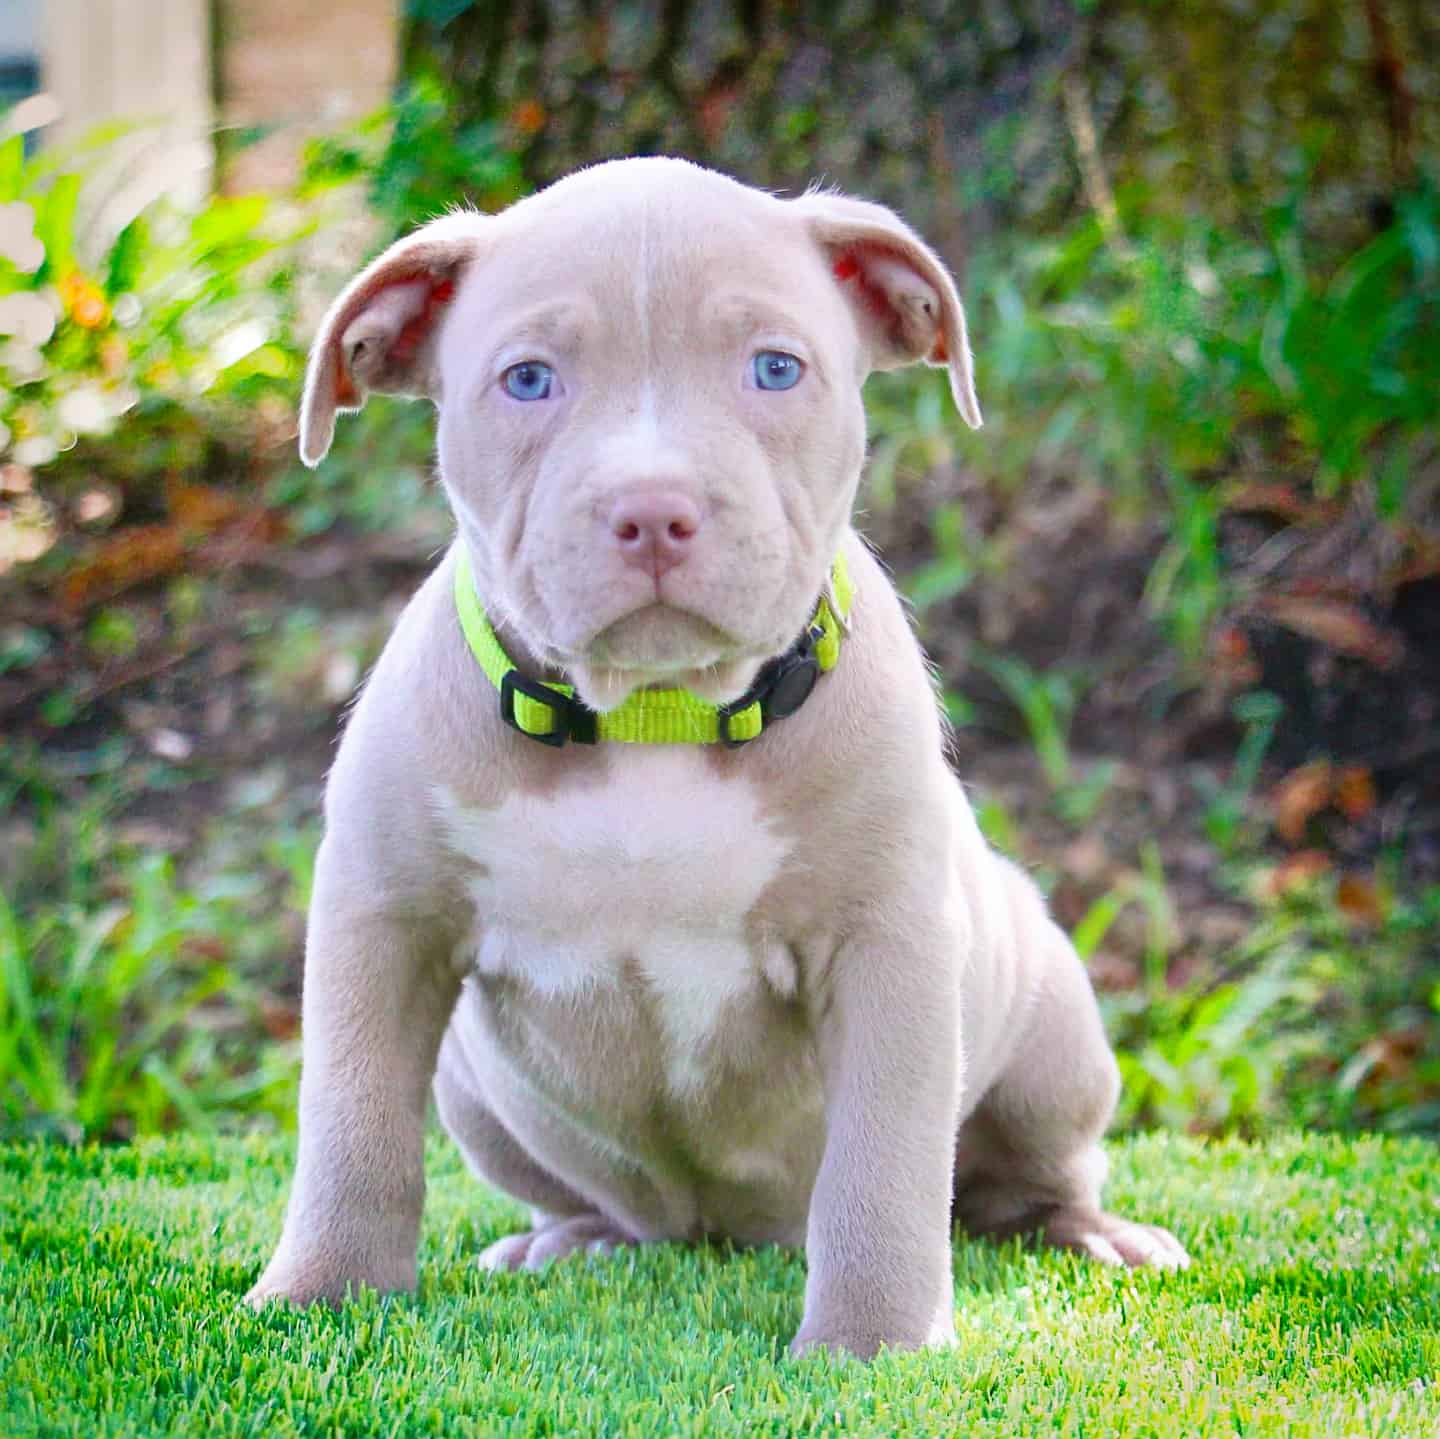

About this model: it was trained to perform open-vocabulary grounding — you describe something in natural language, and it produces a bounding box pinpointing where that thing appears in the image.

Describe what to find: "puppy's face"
[299,159,980,710]
[437,165,872,708]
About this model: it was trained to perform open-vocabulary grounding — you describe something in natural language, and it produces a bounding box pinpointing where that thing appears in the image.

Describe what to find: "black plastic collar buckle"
[499,670,598,747]
[716,623,826,748]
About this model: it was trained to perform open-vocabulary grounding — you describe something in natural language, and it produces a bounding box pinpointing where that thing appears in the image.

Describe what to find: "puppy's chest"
[435,752,797,1065]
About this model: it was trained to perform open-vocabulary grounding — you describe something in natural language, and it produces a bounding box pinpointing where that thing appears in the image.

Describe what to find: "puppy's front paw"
[244,1274,319,1310]
[244,1265,350,1310]
[789,1314,956,1361]
[1042,1208,1191,1270]
[244,1252,417,1309]
[789,1325,879,1362]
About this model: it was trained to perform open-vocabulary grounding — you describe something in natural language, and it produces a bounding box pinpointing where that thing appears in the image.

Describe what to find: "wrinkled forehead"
[445,171,848,358]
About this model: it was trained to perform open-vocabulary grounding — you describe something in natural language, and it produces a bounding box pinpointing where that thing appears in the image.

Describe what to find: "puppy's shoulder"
[319,544,514,905]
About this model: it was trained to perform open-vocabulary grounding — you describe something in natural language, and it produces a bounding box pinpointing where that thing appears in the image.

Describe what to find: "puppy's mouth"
[568,604,764,711]
[588,603,735,669]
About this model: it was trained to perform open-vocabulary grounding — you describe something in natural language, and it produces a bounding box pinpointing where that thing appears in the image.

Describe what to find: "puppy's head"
[301,158,980,710]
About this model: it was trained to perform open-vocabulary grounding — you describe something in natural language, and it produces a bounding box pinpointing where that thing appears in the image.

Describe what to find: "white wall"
[41,0,213,207]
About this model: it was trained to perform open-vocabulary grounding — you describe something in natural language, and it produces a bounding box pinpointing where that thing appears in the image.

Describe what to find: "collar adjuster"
[499,669,598,747]
[716,623,825,748]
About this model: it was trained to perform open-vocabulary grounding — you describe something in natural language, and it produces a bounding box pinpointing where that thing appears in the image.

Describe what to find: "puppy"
[247,157,1187,1358]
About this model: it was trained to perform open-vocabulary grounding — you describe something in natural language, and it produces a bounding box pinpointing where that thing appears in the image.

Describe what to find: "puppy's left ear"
[795,191,982,430]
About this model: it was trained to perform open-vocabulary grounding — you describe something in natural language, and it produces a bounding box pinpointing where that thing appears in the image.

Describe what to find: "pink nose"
[609,491,702,578]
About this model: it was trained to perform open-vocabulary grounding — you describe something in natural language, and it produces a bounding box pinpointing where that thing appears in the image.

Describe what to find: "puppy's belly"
[450,957,825,1244]
[433,754,825,1244]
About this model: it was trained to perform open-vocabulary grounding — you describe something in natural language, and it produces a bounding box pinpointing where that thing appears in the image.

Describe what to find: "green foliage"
[0,134,303,500]
[4,1132,1438,1437]
[0,747,300,1141]
[971,183,1440,493]
[1,85,1435,1147]
[961,654,1117,827]
[944,182,1440,654]
[1194,691,1284,859]
[262,393,445,539]
[1106,877,1440,1136]
[301,73,527,235]
[971,653,1081,791]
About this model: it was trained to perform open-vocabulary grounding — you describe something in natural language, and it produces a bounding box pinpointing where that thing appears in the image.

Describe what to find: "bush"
[0,134,307,575]
[0,745,301,1141]
[1105,878,1440,1136]
[960,182,1440,655]
[3,94,1436,1144]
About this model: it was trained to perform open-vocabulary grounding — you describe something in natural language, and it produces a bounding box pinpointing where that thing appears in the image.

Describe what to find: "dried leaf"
[1333,765,1378,822]
[260,997,301,1041]
[1210,623,1260,688]
[509,100,547,135]
[1263,849,1332,897]
[1336,873,1385,927]
[1225,481,1337,524]
[1271,760,1332,845]
[1359,1028,1423,1082]
[168,482,247,534]
[1260,596,1405,669]
[1213,625,1251,663]
[60,524,187,611]
[1388,539,1440,587]
[1086,952,1140,992]
[697,81,742,146]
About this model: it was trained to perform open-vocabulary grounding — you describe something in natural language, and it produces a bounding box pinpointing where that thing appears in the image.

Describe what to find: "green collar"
[454,548,853,747]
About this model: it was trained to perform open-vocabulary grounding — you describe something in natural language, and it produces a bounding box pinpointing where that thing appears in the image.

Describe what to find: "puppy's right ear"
[299,212,488,467]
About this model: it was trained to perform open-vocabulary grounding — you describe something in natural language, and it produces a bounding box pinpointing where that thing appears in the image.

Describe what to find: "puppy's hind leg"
[953,911,1189,1271]
[434,1018,638,1273]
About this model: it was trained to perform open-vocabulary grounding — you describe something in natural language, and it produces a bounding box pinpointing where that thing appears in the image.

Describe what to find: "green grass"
[3,1133,1437,1436]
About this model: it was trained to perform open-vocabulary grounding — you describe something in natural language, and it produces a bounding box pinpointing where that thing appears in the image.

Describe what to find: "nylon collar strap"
[453,549,853,747]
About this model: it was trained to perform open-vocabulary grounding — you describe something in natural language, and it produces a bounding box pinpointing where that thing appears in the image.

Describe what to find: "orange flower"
[59,269,110,329]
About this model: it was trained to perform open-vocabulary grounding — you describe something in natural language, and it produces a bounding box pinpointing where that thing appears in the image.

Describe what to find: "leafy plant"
[965,652,1115,825]
[0,135,302,461]
[300,72,527,236]
[971,652,1080,791]
[1105,869,1440,1136]
[0,131,307,577]
[0,747,300,1141]
[947,180,1440,665]
[1195,690,1285,859]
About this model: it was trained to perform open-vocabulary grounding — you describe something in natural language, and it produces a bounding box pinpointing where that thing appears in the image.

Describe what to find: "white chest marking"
[434,750,793,1089]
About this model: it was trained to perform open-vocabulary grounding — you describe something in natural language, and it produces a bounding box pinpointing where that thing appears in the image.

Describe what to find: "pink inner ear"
[334,369,360,407]
[389,276,456,368]
[833,246,903,335]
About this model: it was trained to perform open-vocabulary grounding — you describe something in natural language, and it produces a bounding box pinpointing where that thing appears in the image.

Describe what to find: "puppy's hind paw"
[1041,1208,1191,1270]
[478,1213,634,1272]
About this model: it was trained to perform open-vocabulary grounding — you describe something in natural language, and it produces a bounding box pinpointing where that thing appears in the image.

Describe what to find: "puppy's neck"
[456,539,568,686]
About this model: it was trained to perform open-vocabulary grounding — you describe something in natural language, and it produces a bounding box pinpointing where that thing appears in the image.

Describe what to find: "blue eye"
[502,361,555,401]
[753,350,803,391]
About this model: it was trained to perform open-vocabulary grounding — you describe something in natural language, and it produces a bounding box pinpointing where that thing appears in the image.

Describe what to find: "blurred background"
[0,0,1435,1144]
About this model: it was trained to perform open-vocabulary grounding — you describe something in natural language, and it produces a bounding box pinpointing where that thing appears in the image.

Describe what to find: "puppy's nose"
[608,491,702,578]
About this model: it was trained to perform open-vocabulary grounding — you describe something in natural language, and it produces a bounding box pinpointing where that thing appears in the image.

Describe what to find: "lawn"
[3,1132,1437,1437]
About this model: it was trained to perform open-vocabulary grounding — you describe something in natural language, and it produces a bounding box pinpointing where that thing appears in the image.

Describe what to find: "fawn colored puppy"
[247,157,1187,1358]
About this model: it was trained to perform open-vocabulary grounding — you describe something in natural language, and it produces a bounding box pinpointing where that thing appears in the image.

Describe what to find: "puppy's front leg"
[792,901,963,1360]
[247,862,460,1307]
